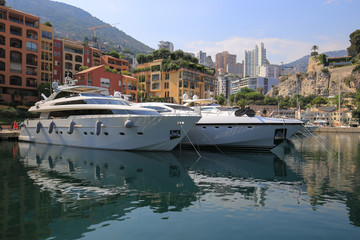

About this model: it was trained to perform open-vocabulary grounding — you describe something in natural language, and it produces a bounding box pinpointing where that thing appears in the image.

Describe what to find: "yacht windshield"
[165,105,194,111]
[84,99,129,105]
[54,98,129,106]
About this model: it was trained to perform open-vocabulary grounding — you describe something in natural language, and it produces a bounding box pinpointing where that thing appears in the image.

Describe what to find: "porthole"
[90,132,94,135]
[137,132,143,135]
[202,126,206,129]
[119,132,125,135]
[104,132,109,135]
[248,126,253,128]
[60,131,63,134]
[228,126,232,128]
[215,126,219,129]
[84,132,87,135]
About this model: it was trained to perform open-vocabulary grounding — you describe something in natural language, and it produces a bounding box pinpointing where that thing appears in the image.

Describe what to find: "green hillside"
[6,0,153,54]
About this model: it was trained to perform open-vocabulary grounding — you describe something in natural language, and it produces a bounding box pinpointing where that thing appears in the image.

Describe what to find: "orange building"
[53,38,63,83]
[40,24,53,84]
[133,59,216,104]
[0,5,41,104]
[75,65,138,101]
[101,55,129,73]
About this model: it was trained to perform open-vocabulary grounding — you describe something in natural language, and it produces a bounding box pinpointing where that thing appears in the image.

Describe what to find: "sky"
[53,0,360,64]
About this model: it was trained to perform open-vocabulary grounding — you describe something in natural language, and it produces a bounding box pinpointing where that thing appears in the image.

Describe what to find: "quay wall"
[0,130,20,140]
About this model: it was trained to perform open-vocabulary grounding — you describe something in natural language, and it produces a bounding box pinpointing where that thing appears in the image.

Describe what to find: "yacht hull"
[181,121,303,150]
[19,115,200,151]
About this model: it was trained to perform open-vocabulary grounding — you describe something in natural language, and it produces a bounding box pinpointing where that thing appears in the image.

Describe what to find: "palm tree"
[311,45,319,52]
[311,45,319,56]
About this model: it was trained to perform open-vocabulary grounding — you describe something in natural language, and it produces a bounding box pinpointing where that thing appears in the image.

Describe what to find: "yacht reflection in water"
[18,142,302,239]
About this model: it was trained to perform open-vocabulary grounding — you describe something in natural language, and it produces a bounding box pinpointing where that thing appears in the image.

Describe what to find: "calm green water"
[1,133,360,240]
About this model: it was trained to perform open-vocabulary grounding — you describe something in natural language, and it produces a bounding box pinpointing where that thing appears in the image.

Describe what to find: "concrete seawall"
[0,130,20,140]
[315,127,360,133]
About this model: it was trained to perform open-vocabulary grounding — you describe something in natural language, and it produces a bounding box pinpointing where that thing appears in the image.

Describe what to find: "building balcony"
[9,16,23,24]
[10,29,22,36]
[26,61,38,66]
[26,82,37,87]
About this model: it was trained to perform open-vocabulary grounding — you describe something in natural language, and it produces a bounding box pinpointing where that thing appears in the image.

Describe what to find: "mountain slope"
[7,0,153,54]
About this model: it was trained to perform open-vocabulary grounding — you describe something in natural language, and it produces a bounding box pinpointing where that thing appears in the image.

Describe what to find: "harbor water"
[0,133,360,239]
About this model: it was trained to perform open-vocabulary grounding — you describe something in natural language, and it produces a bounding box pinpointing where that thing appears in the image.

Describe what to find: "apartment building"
[231,77,279,94]
[133,59,216,104]
[158,41,174,52]
[216,75,233,99]
[53,38,63,83]
[0,5,41,103]
[101,55,129,73]
[215,51,236,75]
[75,65,137,100]
[40,24,53,84]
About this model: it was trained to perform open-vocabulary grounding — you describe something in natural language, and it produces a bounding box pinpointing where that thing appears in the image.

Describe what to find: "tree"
[0,0,6,7]
[312,97,327,106]
[264,96,278,105]
[245,92,264,101]
[237,99,247,108]
[109,50,121,59]
[136,54,147,64]
[43,21,52,27]
[240,87,255,94]
[1,107,18,122]
[37,82,51,97]
[79,66,88,71]
[311,45,319,56]
[256,87,264,94]
[215,94,226,105]
[347,29,360,58]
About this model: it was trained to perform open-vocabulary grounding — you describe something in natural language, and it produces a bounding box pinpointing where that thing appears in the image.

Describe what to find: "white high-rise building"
[197,51,215,68]
[197,51,206,63]
[244,43,267,78]
[158,41,174,52]
[216,75,233,99]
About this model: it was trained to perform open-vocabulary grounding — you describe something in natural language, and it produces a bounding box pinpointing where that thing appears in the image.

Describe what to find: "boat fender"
[95,120,102,136]
[124,119,134,128]
[48,121,55,134]
[36,121,42,134]
[67,120,75,134]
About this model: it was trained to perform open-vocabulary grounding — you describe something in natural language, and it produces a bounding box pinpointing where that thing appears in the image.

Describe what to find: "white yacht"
[137,97,304,150]
[19,81,201,151]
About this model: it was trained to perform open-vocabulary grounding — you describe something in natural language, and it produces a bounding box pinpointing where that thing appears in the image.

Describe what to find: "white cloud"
[323,0,353,5]
[323,0,338,5]
[184,36,348,64]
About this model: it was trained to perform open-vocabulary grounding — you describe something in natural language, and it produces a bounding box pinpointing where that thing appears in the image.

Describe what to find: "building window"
[152,82,160,90]
[26,41,38,52]
[139,75,145,83]
[88,74,92,85]
[164,82,169,89]
[152,74,160,81]
[100,78,110,88]
[165,73,169,80]
[0,74,5,84]
[179,80,182,88]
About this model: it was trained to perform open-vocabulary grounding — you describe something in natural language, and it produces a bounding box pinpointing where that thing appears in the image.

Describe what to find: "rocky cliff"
[267,57,360,97]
